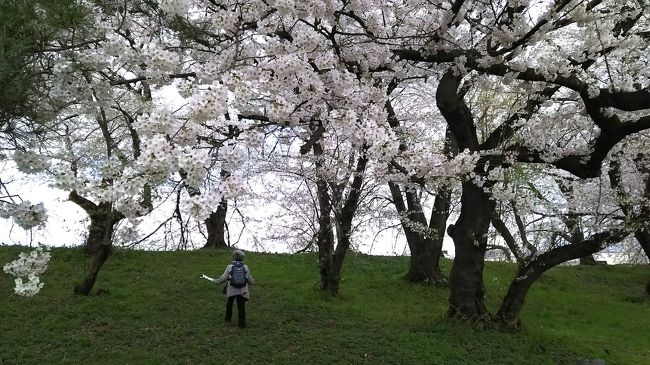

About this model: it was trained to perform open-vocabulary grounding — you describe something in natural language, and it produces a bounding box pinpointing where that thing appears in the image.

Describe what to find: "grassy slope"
[0,246,649,365]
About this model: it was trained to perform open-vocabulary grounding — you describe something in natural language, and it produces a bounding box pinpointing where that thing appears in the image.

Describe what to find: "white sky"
[0,164,456,256]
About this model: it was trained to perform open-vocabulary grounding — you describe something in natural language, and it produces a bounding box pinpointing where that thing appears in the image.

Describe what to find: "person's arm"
[213,266,231,285]
[245,264,255,285]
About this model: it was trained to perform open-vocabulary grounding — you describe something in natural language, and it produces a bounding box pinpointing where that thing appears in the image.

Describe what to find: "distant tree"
[609,150,650,294]
[385,80,457,284]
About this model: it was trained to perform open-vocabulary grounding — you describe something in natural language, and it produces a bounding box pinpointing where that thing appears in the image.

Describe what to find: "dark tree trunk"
[636,231,650,295]
[408,186,450,284]
[324,153,368,296]
[310,137,368,296]
[496,230,624,328]
[73,235,112,295]
[180,168,231,249]
[579,255,598,265]
[491,215,525,265]
[389,182,448,284]
[558,182,599,266]
[635,230,650,259]
[84,211,110,256]
[436,70,493,319]
[424,185,452,282]
[203,197,229,249]
[311,137,337,294]
[447,182,494,319]
[69,193,122,295]
[315,177,335,292]
[385,90,456,284]
[610,156,650,293]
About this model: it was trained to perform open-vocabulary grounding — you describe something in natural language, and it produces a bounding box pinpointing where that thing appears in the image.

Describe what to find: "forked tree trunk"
[310,135,338,294]
[385,96,451,285]
[447,182,493,319]
[391,183,450,284]
[203,197,229,249]
[311,136,367,296]
[405,235,444,283]
[323,154,368,296]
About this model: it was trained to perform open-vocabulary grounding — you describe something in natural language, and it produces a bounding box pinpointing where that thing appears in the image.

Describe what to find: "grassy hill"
[1,246,649,364]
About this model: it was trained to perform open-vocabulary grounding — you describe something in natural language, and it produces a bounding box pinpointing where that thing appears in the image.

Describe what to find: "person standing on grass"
[211,249,255,328]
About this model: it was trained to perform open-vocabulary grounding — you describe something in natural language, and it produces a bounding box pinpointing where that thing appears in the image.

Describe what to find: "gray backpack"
[229,262,247,288]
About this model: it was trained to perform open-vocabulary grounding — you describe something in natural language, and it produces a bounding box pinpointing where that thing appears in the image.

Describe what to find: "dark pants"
[225,295,246,328]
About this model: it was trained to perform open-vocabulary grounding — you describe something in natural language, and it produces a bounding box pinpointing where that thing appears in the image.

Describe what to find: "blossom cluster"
[0,201,48,230]
[13,150,48,174]
[3,247,51,297]
[158,0,189,17]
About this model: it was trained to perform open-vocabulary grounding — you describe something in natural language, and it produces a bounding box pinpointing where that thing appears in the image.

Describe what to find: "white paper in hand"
[201,274,215,281]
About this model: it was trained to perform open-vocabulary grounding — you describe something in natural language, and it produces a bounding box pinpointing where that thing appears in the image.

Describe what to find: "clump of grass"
[1,246,649,364]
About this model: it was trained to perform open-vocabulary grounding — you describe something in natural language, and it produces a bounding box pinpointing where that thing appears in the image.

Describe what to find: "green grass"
[1,246,649,364]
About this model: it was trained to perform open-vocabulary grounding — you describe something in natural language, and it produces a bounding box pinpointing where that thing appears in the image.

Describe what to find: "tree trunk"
[385,96,451,284]
[84,213,108,256]
[609,157,650,293]
[319,151,367,296]
[203,197,229,249]
[635,230,650,259]
[408,186,450,284]
[447,182,493,319]
[312,136,336,293]
[579,255,598,265]
[636,231,650,295]
[496,230,623,328]
[316,178,335,292]
[74,203,117,295]
[73,236,112,295]
[491,215,525,265]
[389,182,448,284]
[69,192,123,295]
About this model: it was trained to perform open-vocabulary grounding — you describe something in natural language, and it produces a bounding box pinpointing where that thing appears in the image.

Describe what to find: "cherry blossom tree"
[390,0,650,325]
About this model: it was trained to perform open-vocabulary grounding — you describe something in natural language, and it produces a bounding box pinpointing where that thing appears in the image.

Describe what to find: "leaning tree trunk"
[635,230,650,260]
[69,192,123,295]
[203,197,229,249]
[491,215,525,265]
[447,182,494,319]
[495,230,620,328]
[73,230,112,295]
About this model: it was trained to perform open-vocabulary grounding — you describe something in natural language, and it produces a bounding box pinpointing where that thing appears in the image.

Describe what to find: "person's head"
[232,249,245,262]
